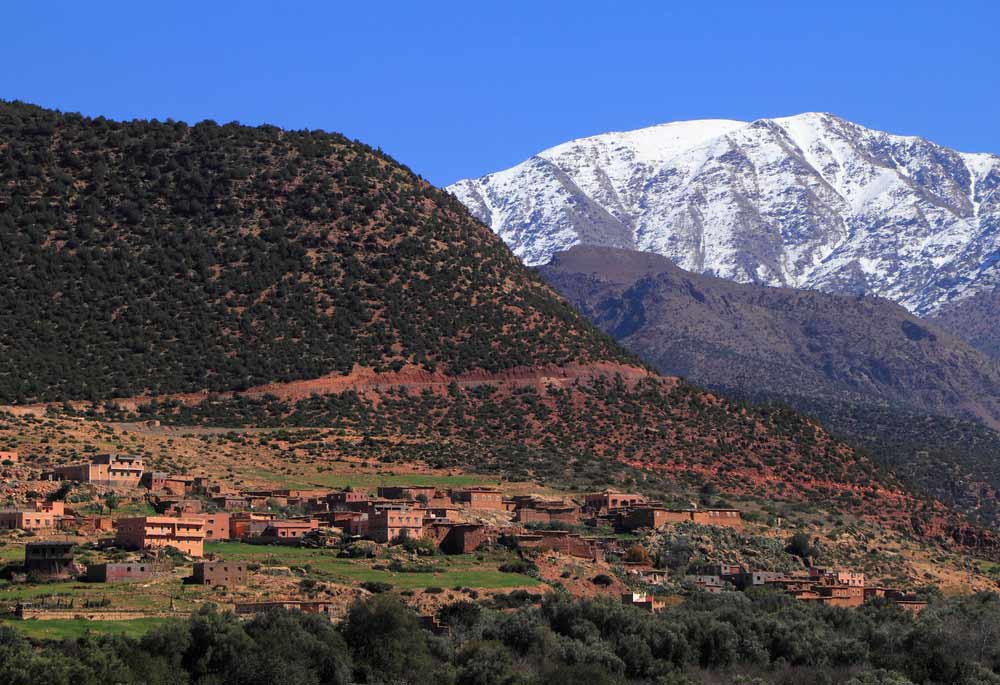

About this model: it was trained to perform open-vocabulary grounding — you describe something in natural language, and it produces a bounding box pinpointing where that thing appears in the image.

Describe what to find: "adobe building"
[191,560,248,587]
[0,510,58,531]
[235,600,338,619]
[230,512,276,539]
[584,489,647,512]
[689,509,743,529]
[424,505,462,521]
[327,489,370,509]
[114,516,205,557]
[620,507,743,531]
[32,500,65,516]
[24,541,76,579]
[369,509,425,543]
[51,454,143,487]
[437,523,491,555]
[253,519,319,544]
[141,471,168,491]
[451,487,504,510]
[212,495,250,511]
[515,530,602,560]
[377,485,438,501]
[84,562,160,583]
[194,512,231,541]
[515,501,581,525]
[622,592,665,613]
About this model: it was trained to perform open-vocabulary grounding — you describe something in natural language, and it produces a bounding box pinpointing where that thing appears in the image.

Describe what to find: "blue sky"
[3,1,998,186]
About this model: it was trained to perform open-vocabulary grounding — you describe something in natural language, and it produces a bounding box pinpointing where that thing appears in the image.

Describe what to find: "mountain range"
[449,113,1000,320]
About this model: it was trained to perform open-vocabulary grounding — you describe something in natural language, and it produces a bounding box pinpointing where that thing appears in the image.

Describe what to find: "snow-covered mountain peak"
[448,114,1000,315]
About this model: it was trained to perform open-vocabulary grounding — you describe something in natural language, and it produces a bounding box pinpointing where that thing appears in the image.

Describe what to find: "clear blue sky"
[3,1,998,186]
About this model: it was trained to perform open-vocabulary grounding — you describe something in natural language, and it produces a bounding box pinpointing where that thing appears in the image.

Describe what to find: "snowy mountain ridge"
[448,113,1000,315]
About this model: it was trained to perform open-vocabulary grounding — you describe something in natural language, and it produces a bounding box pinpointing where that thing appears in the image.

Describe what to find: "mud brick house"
[514,500,581,525]
[313,510,367,532]
[621,507,743,531]
[689,509,743,528]
[194,513,231,541]
[24,541,76,579]
[142,472,193,495]
[230,512,276,539]
[622,592,665,613]
[191,560,248,587]
[253,519,319,545]
[114,516,205,557]
[425,522,491,554]
[865,587,928,613]
[377,485,438,501]
[808,585,864,608]
[369,508,425,543]
[142,471,168,491]
[84,561,160,582]
[424,505,462,521]
[515,530,603,560]
[32,500,65,516]
[51,454,143,487]
[235,601,338,618]
[584,489,647,513]
[451,486,504,510]
[77,515,114,532]
[0,451,18,464]
[157,498,203,516]
[809,567,865,588]
[625,566,669,585]
[0,510,58,531]
[750,571,788,586]
[212,495,249,511]
[326,490,370,511]
[684,574,729,593]
[242,489,289,508]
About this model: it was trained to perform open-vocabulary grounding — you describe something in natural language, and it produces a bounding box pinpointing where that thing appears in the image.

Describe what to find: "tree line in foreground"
[3,589,1000,684]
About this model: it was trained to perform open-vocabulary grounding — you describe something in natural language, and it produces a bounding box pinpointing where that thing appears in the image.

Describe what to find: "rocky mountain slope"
[450,113,1000,317]
[929,285,1000,361]
[540,245,1000,428]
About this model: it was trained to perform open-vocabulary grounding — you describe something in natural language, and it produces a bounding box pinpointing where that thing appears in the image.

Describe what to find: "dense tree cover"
[729,391,1000,527]
[5,591,1000,684]
[0,100,631,402]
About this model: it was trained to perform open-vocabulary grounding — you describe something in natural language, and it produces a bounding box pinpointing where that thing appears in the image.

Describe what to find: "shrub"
[591,574,614,587]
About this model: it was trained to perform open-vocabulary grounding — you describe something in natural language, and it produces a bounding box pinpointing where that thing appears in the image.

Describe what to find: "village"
[0,448,930,635]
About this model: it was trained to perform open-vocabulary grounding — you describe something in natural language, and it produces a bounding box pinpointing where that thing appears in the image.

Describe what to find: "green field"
[0,575,215,612]
[1,617,175,640]
[205,541,542,590]
[0,543,24,564]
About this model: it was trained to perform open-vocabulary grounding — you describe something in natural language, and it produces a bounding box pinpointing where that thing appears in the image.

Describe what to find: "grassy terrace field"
[0,616,176,640]
[204,541,541,590]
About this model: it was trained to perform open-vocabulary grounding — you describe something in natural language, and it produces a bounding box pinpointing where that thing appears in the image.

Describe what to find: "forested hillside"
[0,101,629,402]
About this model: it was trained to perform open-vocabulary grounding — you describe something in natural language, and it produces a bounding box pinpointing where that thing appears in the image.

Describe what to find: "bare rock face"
[450,113,1000,317]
